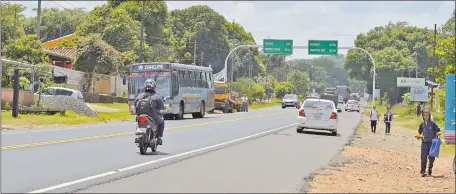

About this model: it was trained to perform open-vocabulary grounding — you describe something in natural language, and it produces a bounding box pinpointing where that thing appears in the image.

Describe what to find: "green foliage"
[1,2,26,45]
[74,34,125,74]
[4,102,12,111]
[274,82,295,98]
[402,92,411,105]
[3,34,49,64]
[19,76,30,90]
[23,8,87,42]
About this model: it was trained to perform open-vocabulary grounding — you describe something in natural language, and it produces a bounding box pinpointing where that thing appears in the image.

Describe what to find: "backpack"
[136,94,152,115]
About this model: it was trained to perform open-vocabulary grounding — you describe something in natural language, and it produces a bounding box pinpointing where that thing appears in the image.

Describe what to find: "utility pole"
[193,40,197,65]
[138,0,145,63]
[430,24,437,109]
[230,53,235,90]
[36,0,41,40]
[200,52,204,66]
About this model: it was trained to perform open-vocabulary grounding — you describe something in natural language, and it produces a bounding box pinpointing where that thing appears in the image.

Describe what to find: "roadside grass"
[249,98,281,110]
[2,103,133,129]
[363,101,454,156]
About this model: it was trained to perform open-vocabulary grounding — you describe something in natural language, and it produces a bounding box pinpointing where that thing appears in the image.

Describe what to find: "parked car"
[282,94,300,109]
[297,99,341,136]
[35,87,84,102]
[345,100,360,112]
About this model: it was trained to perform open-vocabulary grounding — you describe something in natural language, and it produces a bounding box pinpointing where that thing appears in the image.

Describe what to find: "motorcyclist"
[134,79,165,145]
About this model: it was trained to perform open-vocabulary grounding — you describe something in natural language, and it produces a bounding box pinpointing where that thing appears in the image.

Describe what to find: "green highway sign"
[263,39,293,55]
[308,40,338,55]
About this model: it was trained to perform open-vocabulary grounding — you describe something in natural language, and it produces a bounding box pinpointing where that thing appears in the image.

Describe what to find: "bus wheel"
[198,101,205,118]
[175,102,184,120]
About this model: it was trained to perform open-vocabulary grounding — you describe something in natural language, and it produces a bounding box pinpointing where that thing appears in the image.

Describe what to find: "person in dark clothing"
[383,107,393,135]
[416,109,441,177]
[134,79,165,145]
[416,103,422,117]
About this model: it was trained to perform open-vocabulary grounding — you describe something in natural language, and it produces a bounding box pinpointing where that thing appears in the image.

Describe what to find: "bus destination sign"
[130,71,171,77]
[131,63,170,72]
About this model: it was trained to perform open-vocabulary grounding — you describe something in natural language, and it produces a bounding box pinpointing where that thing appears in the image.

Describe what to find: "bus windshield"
[129,75,171,98]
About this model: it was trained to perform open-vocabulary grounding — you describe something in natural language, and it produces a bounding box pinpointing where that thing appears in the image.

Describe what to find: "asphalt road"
[1,105,361,193]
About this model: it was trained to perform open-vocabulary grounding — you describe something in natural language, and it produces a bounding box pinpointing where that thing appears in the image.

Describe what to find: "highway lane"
[75,111,362,193]
[1,106,281,147]
[1,106,298,193]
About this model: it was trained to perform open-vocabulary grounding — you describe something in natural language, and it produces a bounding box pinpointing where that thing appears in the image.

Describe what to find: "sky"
[13,0,456,59]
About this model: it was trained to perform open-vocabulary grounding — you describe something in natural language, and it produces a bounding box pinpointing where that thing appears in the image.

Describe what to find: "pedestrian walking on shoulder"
[370,106,379,133]
[415,109,441,177]
[241,95,249,112]
[383,107,393,135]
[416,103,422,117]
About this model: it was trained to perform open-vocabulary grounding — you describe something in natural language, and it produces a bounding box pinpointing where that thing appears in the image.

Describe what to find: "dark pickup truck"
[320,90,338,106]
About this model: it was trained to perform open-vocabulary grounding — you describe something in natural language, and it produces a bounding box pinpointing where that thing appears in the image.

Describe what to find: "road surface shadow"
[137,151,170,156]
[300,130,341,137]
[165,116,217,121]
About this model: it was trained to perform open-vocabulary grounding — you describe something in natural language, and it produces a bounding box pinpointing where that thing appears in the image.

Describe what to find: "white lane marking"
[28,123,297,193]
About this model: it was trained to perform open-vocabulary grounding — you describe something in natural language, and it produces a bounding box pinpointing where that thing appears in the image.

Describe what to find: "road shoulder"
[306,110,455,193]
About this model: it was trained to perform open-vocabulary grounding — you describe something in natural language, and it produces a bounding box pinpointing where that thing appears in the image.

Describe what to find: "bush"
[4,102,11,111]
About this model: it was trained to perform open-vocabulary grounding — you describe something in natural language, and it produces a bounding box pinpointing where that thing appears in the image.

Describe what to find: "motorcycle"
[134,114,158,155]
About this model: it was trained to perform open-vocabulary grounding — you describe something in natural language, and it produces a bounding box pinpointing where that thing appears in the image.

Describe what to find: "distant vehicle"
[213,81,241,113]
[282,94,300,109]
[127,62,215,120]
[297,99,341,136]
[338,95,344,103]
[321,88,338,105]
[336,85,351,103]
[35,87,84,101]
[345,100,360,112]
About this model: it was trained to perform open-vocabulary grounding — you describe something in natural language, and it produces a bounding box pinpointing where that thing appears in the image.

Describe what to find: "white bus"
[128,62,215,120]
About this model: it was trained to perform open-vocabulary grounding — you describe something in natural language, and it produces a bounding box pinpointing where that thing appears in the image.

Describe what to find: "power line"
[49,0,70,10]
[63,1,78,9]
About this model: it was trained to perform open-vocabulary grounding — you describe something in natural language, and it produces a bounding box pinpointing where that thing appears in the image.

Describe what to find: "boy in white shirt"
[370,106,379,133]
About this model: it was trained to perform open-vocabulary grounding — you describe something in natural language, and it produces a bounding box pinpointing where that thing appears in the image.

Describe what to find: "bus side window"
[172,72,179,96]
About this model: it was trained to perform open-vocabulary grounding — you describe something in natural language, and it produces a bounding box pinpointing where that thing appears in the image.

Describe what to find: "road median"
[306,108,455,193]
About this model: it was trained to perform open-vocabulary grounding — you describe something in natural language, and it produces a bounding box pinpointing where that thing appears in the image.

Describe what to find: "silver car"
[282,94,300,109]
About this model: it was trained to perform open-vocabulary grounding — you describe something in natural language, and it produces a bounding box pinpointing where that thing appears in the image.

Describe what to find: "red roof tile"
[44,48,76,61]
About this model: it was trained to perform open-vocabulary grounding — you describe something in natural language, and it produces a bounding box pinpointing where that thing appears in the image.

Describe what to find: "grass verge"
[248,98,281,109]
[2,103,132,129]
[363,101,454,156]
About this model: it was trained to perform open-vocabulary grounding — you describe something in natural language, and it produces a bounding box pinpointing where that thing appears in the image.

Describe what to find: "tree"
[76,5,141,65]
[288,71,310,96]
[1,3,26,45]
[3,34,49,65]
[169,5,230,72]
[344,21,434,104]
[73,34,124,75]
[274,82,295,98]
[24,8,87,42]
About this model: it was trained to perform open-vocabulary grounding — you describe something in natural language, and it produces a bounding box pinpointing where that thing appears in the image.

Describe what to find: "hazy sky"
[13,1,455,59]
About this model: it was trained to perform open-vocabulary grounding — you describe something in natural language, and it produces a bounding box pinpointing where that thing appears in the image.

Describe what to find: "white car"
[297,99,341,136]
[34,87,84,102]
[345,100,360,112]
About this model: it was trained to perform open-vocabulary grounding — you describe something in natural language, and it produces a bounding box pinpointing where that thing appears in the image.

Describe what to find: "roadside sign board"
[444,74,455,143]
[397,77,425,87]
[308,40,338,55]
[263,39,293,55]
[410,86,428,102]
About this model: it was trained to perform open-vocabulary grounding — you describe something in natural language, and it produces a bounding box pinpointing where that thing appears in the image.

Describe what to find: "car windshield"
[304,101,333,110]
[348,101,358,104]
[284,94,297,100]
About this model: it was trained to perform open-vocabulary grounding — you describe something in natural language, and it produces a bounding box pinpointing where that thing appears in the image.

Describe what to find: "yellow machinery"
[213,81,241,113]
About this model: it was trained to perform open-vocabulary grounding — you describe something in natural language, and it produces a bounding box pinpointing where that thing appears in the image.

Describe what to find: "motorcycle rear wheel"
[138,136,147,155]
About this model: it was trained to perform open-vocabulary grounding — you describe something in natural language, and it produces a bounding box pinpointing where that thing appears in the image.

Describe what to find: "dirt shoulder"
[307,111,455,193]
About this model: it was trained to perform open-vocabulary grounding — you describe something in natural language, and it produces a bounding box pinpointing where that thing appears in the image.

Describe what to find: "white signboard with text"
[410,86,429,102]
[397,77,425,87]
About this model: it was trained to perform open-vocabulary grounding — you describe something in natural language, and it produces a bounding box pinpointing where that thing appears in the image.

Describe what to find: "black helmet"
[144,79,156,92]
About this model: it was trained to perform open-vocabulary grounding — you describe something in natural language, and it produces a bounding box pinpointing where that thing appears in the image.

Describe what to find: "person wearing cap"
[415,109,441,177]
